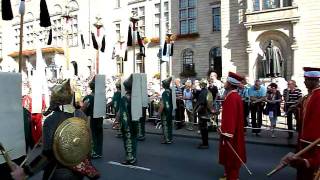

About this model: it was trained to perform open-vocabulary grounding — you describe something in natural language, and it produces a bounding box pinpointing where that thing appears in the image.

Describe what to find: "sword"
[217,128,253,175]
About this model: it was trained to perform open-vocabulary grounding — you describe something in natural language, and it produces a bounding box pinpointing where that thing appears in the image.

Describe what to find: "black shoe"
[197,144,209,149]
[137,136,145,141]
[255,133,261,137]
[121,159,136,165]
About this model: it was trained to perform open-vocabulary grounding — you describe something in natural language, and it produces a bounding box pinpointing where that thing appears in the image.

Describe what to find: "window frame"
[181,48,195,73]
[212,5,221,32]
[179,0,197,35]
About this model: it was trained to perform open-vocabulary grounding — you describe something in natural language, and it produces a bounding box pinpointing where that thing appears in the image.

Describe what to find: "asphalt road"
[88,129,296,180]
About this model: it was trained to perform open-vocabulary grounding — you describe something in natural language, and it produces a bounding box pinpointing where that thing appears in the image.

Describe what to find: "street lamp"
[130,10,139,73]
[93,17,103,74]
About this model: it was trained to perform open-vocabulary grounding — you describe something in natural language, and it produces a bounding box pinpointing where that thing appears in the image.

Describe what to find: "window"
[253,0,292,11]
[179,0,197,34]
[132,6,145,36]
[212,7,221,31]
[209,47,222,78]
[115,23,121,41]
[115,0,120,8]
[154,1,170,37]
[181,49,195,74]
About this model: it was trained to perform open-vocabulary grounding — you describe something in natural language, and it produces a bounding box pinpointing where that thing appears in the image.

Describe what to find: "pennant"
[162,41,167,56]
[137,32,144,47]
[170,43,174,56]
[1,0,14,20]
[124,50,128,61]
[140,46,145,57]
[81,34,85,49]
[40,0,51,27]
[100,35,106,52]
[127,26,132,47]
[91,32,98,50]
[47,29,52,45]
[71,61,78,76]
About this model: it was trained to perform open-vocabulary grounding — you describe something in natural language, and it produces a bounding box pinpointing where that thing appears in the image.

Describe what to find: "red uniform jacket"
[298,87,320,179]
[219,90,246,169]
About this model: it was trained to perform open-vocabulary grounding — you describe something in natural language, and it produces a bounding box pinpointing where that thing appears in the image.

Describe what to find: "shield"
[53,117,91,167]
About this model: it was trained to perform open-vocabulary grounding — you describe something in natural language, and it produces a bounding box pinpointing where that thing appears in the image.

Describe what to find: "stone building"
[0,0,171,82]
[171,0,320,86]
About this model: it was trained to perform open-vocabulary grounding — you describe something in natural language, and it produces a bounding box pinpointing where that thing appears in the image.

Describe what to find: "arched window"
[54,4,62,15]
[181,48,195,76]
[209,47,222,78]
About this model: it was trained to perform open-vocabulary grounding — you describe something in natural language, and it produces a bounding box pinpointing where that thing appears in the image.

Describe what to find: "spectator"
[283,80,302,139]
[183,81,194,130]
[265,83,282,138]
[238,77,251,130]
[174,78,185,129]
[248,79,267,136]
[192,79,201,126]
[208,78,219,130]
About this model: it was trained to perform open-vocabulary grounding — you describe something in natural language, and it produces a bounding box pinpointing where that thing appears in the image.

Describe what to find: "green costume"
[161,77,173,143]
[120,75,138,165]
[137,107,146,141]
[83,79,103,158]
[112,91,122,113]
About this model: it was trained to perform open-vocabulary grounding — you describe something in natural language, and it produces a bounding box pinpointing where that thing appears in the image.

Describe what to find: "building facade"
[0,0,171,82]
[171,0,320,86]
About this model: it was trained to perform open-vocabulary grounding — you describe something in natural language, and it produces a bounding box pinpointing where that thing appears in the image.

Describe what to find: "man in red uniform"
[282,67,320,180]
[219,72,246,180]
[30,94,46,144]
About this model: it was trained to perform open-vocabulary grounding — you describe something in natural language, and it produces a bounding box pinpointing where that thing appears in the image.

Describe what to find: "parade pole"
[18,0,25,73]
[159,0,164,91]
[93,17,103,75]
[130,14,139,74]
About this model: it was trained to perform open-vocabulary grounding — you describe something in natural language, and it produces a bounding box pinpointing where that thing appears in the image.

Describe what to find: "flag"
[32,41,49,113]
[47,29,52,45]
[81,34,85,49]
[137,32,144,47]
[170,43,174,56]
[40,0,51,27]
[124,50,128,61]
[1,0,13,20]
[127,26,132,47]
[91,32,98,50]
[162,41,167,56]
[71,61,78,76]
[100,35,106,52]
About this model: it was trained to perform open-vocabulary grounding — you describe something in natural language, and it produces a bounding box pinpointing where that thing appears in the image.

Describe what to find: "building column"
[291,20,300,80]
[247,0,253,13]
[246,25,255,84]
[221,0,231,79]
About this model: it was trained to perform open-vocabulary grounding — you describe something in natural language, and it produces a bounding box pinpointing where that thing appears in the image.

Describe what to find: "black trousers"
[175,99,185,129]
[286,110,296,137]
[243,101,250,127]
[199,117,208,146]
[90,117,103,156]
[250,103,264,133]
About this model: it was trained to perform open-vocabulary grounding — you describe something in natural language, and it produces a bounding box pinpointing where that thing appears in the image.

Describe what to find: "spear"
[18,0,25,73]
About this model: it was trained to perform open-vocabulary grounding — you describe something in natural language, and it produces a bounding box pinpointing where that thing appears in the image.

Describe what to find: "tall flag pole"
[18,0,25,73]
[93,17,103,75]
[62,6,72,73]
[129,11,139,74]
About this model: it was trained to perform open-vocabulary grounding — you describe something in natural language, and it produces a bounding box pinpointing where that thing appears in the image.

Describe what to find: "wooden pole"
[18,14,24,73]
[267,138,320,177]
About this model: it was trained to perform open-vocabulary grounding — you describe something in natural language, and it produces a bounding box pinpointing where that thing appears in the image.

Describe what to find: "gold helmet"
[50,79,73,106]
[53,117,91,167]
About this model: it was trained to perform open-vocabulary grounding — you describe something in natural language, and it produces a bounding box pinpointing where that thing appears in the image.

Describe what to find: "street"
[89,129,296,180]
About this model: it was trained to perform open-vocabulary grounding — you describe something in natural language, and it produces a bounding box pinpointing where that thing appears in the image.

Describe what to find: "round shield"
[53,117,91,167]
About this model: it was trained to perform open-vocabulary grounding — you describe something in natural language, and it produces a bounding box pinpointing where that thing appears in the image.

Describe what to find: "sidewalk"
[103,119,298,147]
